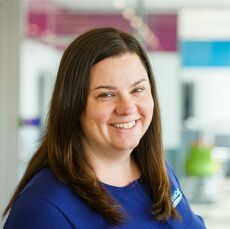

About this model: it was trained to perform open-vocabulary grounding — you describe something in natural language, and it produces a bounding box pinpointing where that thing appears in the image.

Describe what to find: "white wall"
[20,39,61,119]
[19,39,61,176]
[181,68,230,134]
[148,52,181,149]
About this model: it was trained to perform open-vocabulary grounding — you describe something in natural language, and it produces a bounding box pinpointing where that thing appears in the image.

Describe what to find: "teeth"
[112,120,135,129]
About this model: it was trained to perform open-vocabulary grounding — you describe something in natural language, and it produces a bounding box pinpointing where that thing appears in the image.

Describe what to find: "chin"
[114,141,140,151]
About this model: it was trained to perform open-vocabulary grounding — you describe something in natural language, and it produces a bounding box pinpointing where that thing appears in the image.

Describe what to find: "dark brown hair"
[3,27,178,225]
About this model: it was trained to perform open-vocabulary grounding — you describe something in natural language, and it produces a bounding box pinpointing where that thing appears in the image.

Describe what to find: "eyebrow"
[93,78,147,90]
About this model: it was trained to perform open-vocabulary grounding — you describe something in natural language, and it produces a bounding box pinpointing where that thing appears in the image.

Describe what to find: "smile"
[111,120,136,129]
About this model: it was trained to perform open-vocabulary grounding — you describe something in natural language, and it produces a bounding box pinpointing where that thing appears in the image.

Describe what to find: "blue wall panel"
[181,41,230,67]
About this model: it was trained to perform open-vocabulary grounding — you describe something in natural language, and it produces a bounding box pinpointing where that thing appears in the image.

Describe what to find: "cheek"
[149,99,154,114]
[85,105,112,126]
[97,112,110,125]
[142,97,154,118]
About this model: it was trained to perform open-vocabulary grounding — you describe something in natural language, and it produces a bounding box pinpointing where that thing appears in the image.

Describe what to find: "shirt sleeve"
[4,193,73,229]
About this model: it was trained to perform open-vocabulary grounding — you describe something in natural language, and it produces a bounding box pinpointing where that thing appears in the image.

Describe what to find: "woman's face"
[80,53,154,156]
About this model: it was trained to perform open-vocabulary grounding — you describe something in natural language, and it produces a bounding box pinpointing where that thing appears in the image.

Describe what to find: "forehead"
[89,53,148,87]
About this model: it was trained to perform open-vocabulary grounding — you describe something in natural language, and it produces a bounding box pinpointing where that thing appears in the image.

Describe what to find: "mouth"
[111,120,136,129]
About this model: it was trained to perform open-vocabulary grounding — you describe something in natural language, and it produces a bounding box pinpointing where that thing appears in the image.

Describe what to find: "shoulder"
[20,167,72,203]
[11,167,78,211]
[4,167,77,228]
[165,161,207,229]
[4,168,110,229]
[5,167,110,228]
[4,192,73,229]
[165,161,181,187]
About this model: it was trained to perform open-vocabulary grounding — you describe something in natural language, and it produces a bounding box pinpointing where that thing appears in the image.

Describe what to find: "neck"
[87,150,141,187]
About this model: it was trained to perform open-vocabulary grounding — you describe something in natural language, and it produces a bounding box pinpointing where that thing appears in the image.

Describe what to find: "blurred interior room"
[1,0,230,228]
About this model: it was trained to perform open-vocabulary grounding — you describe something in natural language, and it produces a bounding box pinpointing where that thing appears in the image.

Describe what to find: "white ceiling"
[28,0,230,12]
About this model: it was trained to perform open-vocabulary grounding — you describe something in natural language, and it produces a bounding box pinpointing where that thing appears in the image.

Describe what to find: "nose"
[115,96,137,115]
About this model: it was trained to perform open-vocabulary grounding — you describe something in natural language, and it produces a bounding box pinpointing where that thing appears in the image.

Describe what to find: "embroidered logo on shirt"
[171,188,183,208]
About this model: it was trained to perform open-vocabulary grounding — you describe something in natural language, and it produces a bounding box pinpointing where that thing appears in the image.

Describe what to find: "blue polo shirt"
[4,163,206,228]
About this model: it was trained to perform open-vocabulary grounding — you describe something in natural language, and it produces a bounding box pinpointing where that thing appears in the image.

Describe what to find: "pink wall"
[28,10,177,52]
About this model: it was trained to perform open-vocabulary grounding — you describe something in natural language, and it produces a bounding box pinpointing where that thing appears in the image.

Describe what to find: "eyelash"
[97,87,145,99]
[98,92,114,98]
[132,87,144,94]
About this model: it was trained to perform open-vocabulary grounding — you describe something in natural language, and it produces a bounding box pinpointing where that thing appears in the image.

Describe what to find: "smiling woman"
[81,53,154,159]
[3,27,206,229]
[80,53,154,186]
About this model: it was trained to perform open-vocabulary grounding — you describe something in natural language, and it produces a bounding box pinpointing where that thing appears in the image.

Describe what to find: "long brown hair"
[3,27,178,225]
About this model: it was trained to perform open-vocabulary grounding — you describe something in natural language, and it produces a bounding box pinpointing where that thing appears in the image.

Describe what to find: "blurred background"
[1,0,230,228]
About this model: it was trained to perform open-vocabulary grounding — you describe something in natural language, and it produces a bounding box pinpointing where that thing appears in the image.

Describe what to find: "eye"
[131,87,144,94]
[98,92,115,98]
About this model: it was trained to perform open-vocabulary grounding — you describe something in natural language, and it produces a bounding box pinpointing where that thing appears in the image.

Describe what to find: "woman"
[3,27,206,228]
